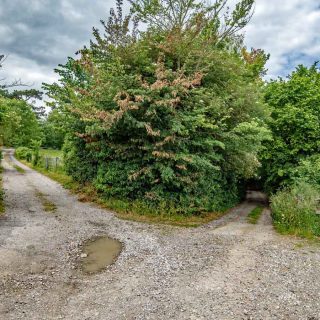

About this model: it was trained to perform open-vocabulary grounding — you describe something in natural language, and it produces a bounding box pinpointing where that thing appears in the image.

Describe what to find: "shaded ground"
[1,149,320,320]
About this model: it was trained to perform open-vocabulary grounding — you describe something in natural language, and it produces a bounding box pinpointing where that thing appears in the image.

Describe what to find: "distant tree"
[41,109,67,149]
[0,55,44,117]
[0,96,42,147]
[0,55,43,146]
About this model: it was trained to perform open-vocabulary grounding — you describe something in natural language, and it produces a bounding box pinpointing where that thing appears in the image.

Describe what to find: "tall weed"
[270,182,320,238]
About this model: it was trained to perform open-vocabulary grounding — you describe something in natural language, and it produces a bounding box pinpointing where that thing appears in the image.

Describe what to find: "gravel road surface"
[1,149,320,320]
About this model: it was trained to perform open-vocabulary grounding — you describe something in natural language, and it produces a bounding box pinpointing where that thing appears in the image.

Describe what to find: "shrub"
[270,182,320,238]
[15,147,32,161]
[262,65,320,191]
[289,154,320,188]
[45,0,270,214]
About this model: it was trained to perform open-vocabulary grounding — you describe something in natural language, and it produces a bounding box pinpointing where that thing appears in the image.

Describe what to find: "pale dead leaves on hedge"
[71,56,203,141]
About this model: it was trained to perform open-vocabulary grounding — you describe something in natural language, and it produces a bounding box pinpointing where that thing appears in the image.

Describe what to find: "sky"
[1,0,320,91]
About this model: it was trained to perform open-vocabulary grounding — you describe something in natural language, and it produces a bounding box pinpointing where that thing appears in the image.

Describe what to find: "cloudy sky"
[1,0,320,91]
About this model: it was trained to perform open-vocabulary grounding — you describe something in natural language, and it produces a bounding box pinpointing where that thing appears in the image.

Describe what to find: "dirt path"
[1,149,320,320]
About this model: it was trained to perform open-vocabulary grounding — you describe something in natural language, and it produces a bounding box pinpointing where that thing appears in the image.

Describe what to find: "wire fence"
[39,156,64,171]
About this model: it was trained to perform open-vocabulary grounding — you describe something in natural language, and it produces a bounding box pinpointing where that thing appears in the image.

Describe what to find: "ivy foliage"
[45,0,270,214]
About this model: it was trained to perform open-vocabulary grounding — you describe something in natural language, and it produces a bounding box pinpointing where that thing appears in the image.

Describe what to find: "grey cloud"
[0,0,112,67]
[244,0,320,79]
[0,0,320,90]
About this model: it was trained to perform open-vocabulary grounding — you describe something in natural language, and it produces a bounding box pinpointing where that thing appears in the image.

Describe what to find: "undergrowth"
[270,182,320,239]
[19,158,229,227]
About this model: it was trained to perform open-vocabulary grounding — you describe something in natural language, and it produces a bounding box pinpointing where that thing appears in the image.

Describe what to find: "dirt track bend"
[1,149,320,320]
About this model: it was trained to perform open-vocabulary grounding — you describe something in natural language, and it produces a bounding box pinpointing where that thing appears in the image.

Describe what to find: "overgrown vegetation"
[247,206,264,224]
[262,65,320,238]
[262,65,320,191]
[2,1,320,234]
[0,97,42,147]
[271,183,320,238]
[44,0,270,216]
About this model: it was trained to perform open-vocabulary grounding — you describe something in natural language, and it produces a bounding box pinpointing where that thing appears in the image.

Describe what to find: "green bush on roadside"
[270,182,320,238]
[289,155,320,188]
[15,147,32,161]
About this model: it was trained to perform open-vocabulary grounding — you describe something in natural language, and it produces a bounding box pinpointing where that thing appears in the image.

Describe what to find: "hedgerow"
[45,0,270,214]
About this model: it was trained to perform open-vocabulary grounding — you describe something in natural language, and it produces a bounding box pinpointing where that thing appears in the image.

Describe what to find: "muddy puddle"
[81,236,122,274]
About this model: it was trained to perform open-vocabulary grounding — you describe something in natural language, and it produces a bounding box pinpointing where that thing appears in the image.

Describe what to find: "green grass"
[13,164,25,174]
[39,149,63,158]
[43,199,57,212]
[247,206,264,224]
[19,159,74,186]
[35,191,57,212]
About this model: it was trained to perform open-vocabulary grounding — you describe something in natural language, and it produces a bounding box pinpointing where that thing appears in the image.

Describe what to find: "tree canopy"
[0,54,43,147]
[262,64,320,191]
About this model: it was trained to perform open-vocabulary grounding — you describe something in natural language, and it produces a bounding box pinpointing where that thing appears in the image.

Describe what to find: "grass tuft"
[247,206,264,224]
[13,164,25,174]
[36,191,57,212]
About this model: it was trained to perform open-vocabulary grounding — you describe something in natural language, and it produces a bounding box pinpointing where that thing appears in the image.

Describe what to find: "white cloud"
[1,54,58,89]
[244,0,320,79]
[0,0,320,93]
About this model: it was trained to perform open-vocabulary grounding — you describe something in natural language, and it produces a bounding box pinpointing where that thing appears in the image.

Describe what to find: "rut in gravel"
[1,149,320,320]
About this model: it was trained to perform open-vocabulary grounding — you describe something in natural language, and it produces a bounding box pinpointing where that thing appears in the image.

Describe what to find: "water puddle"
[81,236,122,274]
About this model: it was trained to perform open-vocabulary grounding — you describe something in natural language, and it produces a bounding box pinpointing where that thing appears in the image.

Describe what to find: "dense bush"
[15,147,32,161]
[41,109,67,150]
[262,65,320,191]
[289,154,320,188]
[45,0,270,214]
[271,182,320,237]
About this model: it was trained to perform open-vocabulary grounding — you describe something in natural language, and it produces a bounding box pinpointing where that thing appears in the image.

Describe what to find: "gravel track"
[1,149,320,320]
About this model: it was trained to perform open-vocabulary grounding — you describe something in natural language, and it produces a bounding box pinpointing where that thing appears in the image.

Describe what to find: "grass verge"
[247,206,264,224]
[39,149,63,158]
[76,183,229,227]
[18,159,230,227]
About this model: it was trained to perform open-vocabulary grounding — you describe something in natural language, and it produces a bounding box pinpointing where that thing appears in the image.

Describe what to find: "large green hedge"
[262,65,320,191]
[45,0,270,214]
